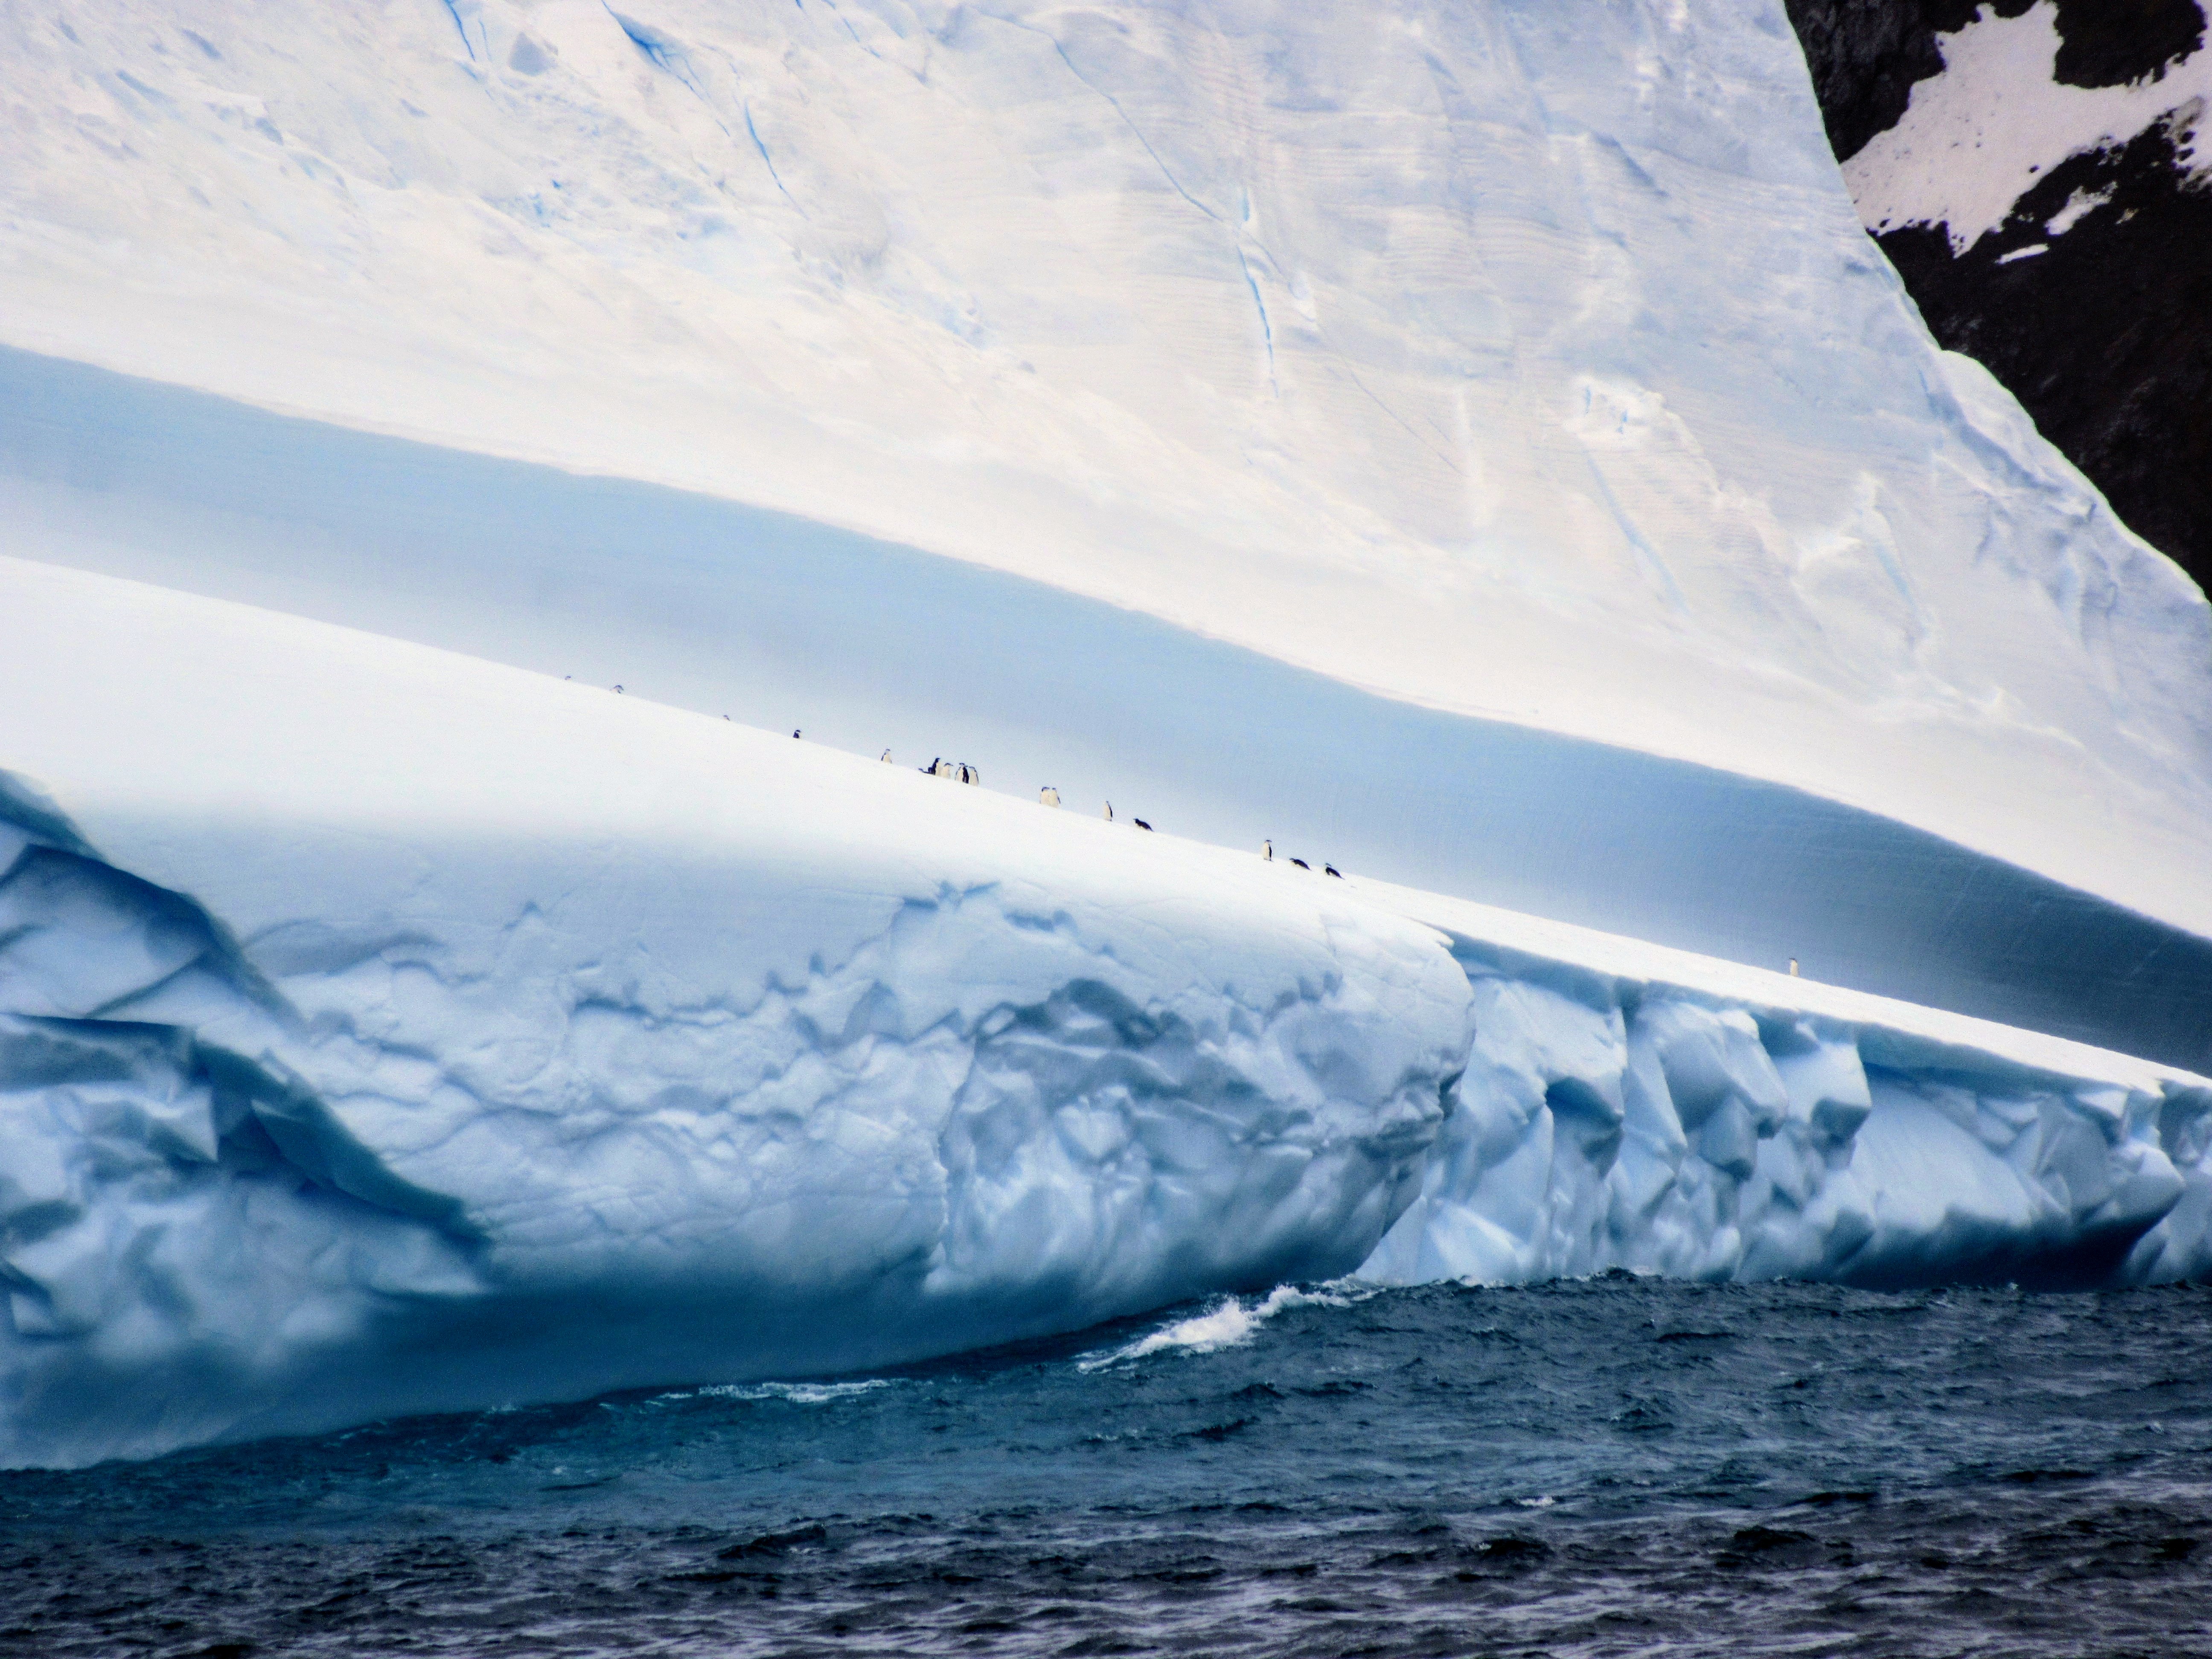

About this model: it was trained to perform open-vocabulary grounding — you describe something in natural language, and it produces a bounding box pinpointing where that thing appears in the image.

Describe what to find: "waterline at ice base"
[1,559,2208,1469]
[3,0,2212,1474]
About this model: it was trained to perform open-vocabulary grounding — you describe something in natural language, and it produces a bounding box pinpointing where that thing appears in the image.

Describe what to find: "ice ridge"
[8,347,2209,1071]
[2,562,2209,1468]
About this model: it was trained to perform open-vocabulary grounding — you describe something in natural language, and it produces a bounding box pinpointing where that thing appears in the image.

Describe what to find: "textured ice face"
[3,561,2209,1469]
[0,837,1467,1467]
[0,561,1477,1467]
[1357,934,2210,1292]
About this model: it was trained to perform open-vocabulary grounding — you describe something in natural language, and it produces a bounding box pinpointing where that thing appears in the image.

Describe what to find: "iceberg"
[0,559,1472,1466]
[3,0,2209,963]
[2,559,2206,1468]
[5,0,2212,1471]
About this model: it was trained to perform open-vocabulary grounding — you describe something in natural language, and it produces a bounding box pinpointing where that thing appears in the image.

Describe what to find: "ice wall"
[1356,890,2212,1292]
[3,562,2209,1468]
[0,558,1473,1467]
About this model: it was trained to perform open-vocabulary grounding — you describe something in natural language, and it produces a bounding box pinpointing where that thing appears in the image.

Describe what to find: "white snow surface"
[1844,2,2212,253]
[2,0,2209,938]
[3,559,2208,1467]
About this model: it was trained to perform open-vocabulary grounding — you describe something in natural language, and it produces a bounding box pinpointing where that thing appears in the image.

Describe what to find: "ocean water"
[4,1275,2208,1657]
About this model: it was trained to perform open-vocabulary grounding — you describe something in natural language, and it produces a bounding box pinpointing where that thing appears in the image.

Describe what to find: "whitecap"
[684,1379,898,1406]
[1081,1281,1373,1370]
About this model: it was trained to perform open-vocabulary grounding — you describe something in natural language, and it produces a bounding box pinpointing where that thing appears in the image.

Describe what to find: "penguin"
[1262,838,1273,861]
[880,748,893,763]
[959,763,980,786]
[1290,858,1310,870]
[1133,818,1153,831]
[1103,801,1114,821]
[1788,958,1799,977]
[1040,786,1062,807]
[1324,864,1342,878]
[724,714,732,722]
[792,729,802,739]
[613,684,624,693]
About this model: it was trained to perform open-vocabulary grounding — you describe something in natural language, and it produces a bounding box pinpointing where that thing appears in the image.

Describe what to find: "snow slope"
[3,559,2207,1467]
[11,346,2212,1074]
[2,0,2209,951]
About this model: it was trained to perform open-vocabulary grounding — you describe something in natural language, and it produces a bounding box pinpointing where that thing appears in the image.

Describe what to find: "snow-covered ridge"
[11,345,2209,1071]
[3,559,2206,1467]
[3,0,2208,948]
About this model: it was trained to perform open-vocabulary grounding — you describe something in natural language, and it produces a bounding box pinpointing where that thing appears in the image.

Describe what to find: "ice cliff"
[1358,885,2212,1295]
[2,561,2207,1467]
[6,0,2212,1471]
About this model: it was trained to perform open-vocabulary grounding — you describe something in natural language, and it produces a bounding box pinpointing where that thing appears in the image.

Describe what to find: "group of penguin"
[1262,838,1342,879]
[1088,796,1154,833]
[818,731,1343,878]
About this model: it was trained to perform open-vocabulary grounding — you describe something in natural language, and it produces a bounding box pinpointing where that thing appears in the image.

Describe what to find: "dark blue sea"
[5,1275,2208,1657]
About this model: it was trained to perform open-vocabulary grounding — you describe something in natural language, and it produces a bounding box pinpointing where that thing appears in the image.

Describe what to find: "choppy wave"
[6,1275,2208,1657]
[1081,1281,1375,1368]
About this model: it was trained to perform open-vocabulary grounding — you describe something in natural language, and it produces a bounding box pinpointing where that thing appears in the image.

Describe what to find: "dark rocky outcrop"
[1784,0,2211,594]
[1787,0,2206,160]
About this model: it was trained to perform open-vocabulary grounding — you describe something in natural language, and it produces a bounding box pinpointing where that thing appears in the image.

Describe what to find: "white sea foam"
[695,1381,899,1406]
[1087,1283,1375,1369]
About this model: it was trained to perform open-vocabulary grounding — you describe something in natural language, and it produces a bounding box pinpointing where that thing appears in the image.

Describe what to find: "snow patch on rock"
[1845,2,2212,251]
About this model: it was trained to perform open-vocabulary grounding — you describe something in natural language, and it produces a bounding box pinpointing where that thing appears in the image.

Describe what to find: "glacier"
[4,0,2211,946]
[2,559,2207,1468]
[5,0,2212,1468]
